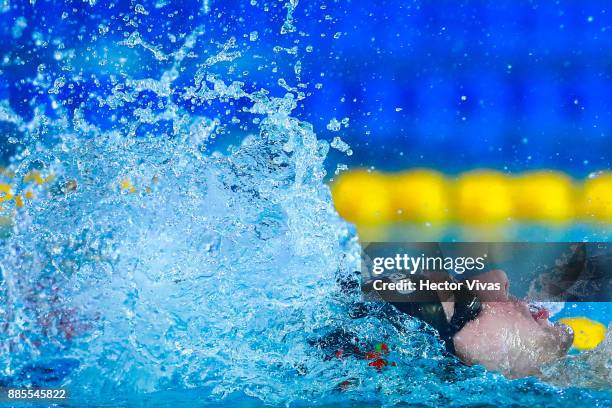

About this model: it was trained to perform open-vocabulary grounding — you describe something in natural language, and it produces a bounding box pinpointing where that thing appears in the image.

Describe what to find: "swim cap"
[363,273,481,354]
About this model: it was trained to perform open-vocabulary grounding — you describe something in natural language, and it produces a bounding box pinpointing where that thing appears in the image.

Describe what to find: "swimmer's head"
[364,269,574,378]
[452,270,574,378]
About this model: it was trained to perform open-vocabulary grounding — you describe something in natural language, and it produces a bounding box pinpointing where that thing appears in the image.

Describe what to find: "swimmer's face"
[453,300,573,378]
[451,270,574,378]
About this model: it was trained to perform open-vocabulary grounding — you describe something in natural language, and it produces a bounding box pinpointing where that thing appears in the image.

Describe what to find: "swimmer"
[362,268,574,378]
[352,244,609,380]
[350,242,612,379]
[313,265,576,380]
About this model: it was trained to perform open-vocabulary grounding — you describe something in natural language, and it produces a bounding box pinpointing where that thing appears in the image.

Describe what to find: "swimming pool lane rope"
[331,169,612,225]
[0,167,611,226]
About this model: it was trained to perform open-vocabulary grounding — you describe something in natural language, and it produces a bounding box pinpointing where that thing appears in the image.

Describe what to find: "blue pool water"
[0,1,610,407]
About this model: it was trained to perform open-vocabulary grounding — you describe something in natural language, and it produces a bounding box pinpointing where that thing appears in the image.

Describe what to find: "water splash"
[541,324,612,389]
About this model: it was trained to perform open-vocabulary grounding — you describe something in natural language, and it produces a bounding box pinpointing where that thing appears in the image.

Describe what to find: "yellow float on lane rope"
[581,172,612,221]
[23,170,55,185]
[0,183,14,211]
[331,170,392,225]
[559,317,606,351]
[513,171,575,222]
[390,169,448,223]
[120,178,137,193]
[455,170,513,224]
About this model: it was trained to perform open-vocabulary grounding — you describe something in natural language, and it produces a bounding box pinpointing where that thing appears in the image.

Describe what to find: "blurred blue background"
[0,0,611,176]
